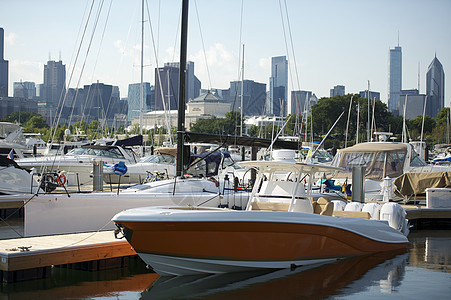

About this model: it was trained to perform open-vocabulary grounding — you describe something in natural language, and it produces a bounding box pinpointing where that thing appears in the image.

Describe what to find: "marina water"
[1,223,449,299]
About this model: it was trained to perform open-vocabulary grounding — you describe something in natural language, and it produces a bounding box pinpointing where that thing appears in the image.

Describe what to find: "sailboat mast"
[240,44,244,137]
[176,0,189,177]
[139,0,144,143]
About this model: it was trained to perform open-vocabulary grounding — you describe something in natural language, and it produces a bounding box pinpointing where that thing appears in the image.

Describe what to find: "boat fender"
[344,202,364,212]
[56,173,67,186]
[362,202,382,220]
[331,200,347,211]
[380,203,407,233]
[113,161,128,175]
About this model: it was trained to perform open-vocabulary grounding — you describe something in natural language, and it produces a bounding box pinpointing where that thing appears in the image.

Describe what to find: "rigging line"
[62,219,114,248]
[87,0,114,132]
[171,4,182,63]
[48,0,96,144]
[193,0,212,90]
[54,0,106,140]
[68,0,105,137]
[52,0,104,144]
[66,0,92,122]
[146,0,173,140]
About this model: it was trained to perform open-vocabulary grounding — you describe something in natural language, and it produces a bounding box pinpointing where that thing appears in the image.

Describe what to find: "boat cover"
[393,171,451,197]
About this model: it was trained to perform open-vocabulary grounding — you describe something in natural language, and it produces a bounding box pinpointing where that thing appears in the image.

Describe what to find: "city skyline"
[1,0,450,107]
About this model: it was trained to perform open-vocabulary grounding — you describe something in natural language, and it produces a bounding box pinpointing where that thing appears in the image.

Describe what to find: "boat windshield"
[67,147,125,159]
[332,150,406,180]
[410,155,428,167]
[140,154,175,164]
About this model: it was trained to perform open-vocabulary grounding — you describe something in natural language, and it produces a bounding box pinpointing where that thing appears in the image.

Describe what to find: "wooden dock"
[403,205,451,229]
[0,230,136,283]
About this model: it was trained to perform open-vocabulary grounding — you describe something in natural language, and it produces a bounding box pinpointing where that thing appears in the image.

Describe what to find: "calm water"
[0,228,450,299]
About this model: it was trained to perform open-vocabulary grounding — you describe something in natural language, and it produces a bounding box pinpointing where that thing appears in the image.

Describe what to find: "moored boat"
[113,161,408,276]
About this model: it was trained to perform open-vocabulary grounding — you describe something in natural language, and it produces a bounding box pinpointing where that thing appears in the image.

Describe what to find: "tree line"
[3,94,449,150]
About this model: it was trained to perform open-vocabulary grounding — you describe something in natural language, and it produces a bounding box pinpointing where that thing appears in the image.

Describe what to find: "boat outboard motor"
[380,203,409,235]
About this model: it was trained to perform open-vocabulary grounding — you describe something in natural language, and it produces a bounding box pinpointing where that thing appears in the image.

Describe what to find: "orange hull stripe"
[117,221,407,261]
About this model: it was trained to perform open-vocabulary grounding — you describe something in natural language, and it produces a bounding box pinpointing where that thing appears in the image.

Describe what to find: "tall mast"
[176,0,189,177]
[240,44,244,136]
[139,0,144,141]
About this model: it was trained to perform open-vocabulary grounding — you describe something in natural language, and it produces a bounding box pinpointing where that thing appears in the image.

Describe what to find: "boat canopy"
[393,171,451,197]
[331,142,408,180]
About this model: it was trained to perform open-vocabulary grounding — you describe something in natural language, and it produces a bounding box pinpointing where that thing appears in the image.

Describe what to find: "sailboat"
[112,0,408,276]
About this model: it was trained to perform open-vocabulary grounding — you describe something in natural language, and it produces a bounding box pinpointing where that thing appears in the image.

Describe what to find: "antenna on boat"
[176,0,189,178]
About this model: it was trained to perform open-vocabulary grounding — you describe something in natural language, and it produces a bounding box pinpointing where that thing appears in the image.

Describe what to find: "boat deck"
[0,231,136,283]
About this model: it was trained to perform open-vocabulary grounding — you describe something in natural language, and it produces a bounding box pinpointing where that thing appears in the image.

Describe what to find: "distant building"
[0,96,38,119]
[13,81,36,99]
[426,55,445,118]
[290,90,312,117]
[41,60,66,105]
[222,80,266,116]
[330,85,345,97]
[359,90,380,101]
[154,61,201,111]
[127,82,151,122]
[136,91,230,132]
[0,28,8,97]
[388,46,402,114]
[269,56,288,117]
[398,89,426,120]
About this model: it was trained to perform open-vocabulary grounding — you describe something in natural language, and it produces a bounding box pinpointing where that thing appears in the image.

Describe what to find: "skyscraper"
[41,60,66,105]
[127,82,151,122]
[426,55,445,118]
[388,46,402,114]
[0,28,8,97]
[330,85,345,97]
[154,61,201,111]
[222,80,266,116]
[290,90,312,117]
[269,56,288,117]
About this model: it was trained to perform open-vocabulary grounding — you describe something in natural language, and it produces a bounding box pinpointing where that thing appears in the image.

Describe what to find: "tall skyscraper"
[330,85,345,97]
[0,28,9,97]
[127,82,151,122]
[388,46,402,114]
[269,56,288,117]
[426,55,445,118]
[154,61,200,111]
[41,60,66,105]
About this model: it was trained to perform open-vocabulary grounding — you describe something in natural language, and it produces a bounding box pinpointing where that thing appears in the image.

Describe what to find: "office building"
[388,46,402,114]
[13,81,36,99]
[398,89,426,120]
[269,56,288,117]
[426,55,445,118]
[127,82,152,122]
[154,61,201,111]
[41,60,66,106]
[221,80,266,116]
[359,90,380,101]
[0,28,8,97]
[291,90,312,117]
[330,85,345,97]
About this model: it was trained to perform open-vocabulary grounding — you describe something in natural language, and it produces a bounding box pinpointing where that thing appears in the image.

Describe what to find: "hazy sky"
[2,0,451,106]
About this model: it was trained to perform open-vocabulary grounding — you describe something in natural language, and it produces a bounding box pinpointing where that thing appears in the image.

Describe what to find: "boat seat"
[332,210,371,219]
[251,201,290,211]
[312,197,334,216]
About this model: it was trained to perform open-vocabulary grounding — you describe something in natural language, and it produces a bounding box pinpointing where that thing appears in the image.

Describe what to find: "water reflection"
[1,231,450,299]
[142,250,408,299]
[408,230,451,273]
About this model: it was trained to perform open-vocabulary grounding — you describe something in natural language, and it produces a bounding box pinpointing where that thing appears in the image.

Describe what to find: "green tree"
[23,115,49,132]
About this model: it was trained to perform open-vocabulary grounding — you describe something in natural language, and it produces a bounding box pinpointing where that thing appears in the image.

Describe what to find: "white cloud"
[4,32,17,46]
